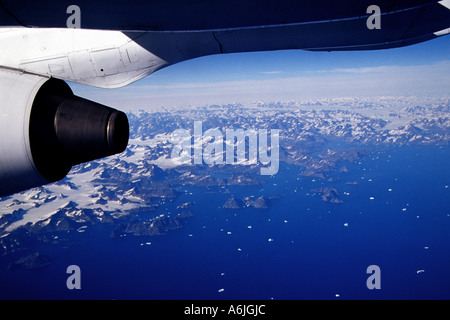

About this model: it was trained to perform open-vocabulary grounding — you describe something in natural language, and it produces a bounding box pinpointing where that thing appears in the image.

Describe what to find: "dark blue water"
[1,145,450,299]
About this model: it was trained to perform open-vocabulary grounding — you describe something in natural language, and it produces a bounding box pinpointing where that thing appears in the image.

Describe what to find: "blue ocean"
[1,145,449,299]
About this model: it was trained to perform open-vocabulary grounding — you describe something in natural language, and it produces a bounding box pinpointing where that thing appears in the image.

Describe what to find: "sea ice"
[77,226,87,232]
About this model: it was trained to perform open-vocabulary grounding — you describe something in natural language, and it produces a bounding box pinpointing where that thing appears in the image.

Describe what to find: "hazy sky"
[70,34,450,111]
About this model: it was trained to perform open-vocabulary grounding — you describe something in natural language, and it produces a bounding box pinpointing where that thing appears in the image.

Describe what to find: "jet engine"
[0,69,129,197]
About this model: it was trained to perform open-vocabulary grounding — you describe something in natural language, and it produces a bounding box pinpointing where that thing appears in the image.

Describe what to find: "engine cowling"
[0,69,129,197]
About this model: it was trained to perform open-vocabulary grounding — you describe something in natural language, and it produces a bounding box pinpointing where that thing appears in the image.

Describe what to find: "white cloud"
[259,70,284,74]
[325,60,450,75]
[72,60,450,111]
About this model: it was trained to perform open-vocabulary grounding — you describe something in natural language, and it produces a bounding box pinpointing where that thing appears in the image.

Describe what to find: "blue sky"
[71,34,450,111]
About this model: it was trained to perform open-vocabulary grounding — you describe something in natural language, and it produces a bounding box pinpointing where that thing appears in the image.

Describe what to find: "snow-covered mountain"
[1,96,449,257]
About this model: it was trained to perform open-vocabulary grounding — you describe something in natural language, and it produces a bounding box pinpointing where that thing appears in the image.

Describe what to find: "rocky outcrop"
[312,187,343,204]
[223,196,270,209]
[7,252,51,271]
[223,197,242,209]
[111,211,193,238]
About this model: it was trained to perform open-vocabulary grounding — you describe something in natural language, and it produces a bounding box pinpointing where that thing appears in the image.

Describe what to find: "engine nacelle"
[0,69,129,197]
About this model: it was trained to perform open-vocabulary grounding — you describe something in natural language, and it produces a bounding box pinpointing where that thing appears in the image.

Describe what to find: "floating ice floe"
[77,226,87,233]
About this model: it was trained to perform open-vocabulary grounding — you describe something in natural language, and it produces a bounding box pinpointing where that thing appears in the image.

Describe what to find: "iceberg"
[416,270,425,274]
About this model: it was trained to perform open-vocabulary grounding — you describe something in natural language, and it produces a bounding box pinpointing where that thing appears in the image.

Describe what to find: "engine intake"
[30,78,129,181]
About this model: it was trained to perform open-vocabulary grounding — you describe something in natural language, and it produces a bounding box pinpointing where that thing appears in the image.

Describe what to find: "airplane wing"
[0,1,449,86]
[0,0,449,197]
[0,0,447,34]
